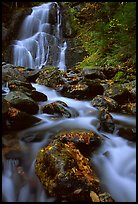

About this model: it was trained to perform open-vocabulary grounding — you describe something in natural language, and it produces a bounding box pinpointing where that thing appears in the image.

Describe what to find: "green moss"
[114,71,125,80]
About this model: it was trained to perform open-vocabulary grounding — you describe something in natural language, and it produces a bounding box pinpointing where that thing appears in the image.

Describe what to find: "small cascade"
[58,41,67,70]
[11,2,67,70]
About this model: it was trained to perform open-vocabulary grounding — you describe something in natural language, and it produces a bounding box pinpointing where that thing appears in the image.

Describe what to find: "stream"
[2,2,136,202]
[2,83,136,202]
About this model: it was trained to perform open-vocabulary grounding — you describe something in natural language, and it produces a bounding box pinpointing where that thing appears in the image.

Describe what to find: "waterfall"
[11,2,67,70]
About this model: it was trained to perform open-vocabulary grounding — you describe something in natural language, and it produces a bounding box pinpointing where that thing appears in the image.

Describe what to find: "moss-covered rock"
[35,130,114,202]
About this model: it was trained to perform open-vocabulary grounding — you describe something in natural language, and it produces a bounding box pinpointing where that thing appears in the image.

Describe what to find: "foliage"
[72,2,136,68]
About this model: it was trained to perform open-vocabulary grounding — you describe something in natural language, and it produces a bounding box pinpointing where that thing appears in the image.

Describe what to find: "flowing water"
[11,2,67,70]
[2,83,136,202]
[3,2,136,202]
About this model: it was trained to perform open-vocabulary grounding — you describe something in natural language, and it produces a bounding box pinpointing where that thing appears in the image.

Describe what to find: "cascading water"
[2,83,136,202]
[11,2,67,70]
[3,2,136,202]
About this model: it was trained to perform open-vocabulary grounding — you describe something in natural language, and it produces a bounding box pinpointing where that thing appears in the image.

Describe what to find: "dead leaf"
[90,191,100,202]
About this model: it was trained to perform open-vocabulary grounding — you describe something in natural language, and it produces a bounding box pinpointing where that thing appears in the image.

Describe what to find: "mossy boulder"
[35,130,114,202]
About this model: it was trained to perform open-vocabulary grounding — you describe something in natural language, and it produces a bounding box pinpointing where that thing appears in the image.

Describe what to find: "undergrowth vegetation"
[67,2,136,68]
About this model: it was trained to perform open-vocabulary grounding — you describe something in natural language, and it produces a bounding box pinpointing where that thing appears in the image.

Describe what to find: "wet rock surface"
[35,130,114,202]
[42,100,78,118]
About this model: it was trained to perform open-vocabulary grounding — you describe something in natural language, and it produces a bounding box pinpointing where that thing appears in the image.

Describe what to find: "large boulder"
[4,91,39,114]
[8,80,47,102]
[35,130,114,202]
[2,99,41,131]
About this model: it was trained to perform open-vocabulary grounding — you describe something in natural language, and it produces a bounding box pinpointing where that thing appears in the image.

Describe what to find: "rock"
[82,67,106,80]
[120,102,136,115]
[2,99,41,131]
[4,91,39,114]
[60,83,90,100]
[30,90,48,102]
[8,80,35,91]
[21,69,40,82]
[60,79,104,100]
[8,80,47,102]
[117,127,136,142]
[91,95,118,112]
[103,84,131,104]
[65,39,88,68]
[2,64,26,83]
[35,130,114,202]
[97,108,115,133]
[36,67,65,89]
[102,67,118,79]
[42,101,78,118]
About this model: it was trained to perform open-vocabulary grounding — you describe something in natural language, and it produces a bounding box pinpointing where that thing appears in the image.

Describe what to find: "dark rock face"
[2,64,27,83]
[65,39,88,68]
[2,99,40,131]
[4,91,39,114]
[35,130,114,202]
[60,79,104,100]
[117,127,136,142]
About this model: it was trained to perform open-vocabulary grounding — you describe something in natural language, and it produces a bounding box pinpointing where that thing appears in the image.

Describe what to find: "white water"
[2,84,136,202]
[11,2,67,70]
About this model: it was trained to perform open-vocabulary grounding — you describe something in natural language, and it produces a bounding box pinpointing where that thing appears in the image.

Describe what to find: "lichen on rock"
[35,130,114,202]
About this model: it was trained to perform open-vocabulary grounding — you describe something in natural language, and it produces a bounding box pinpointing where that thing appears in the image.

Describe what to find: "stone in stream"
[35,130,114,202]
[4,91,39,114]
[8,80,48,102]
[97,108,115,133]
[42,100,78,118]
